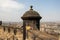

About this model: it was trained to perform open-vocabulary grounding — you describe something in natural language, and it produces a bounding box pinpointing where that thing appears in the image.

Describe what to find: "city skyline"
[0,0,60,22]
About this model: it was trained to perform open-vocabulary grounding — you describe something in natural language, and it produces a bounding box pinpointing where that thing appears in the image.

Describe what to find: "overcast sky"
[0,0,60,22]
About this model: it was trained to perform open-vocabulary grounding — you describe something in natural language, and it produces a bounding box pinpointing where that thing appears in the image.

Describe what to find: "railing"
[5,27,44,40]
[0,26,57,40]
[28,30,44,40]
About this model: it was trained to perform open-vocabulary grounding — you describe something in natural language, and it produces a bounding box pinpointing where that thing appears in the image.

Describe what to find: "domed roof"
[21,6,42,20]
[23,10,40,17]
